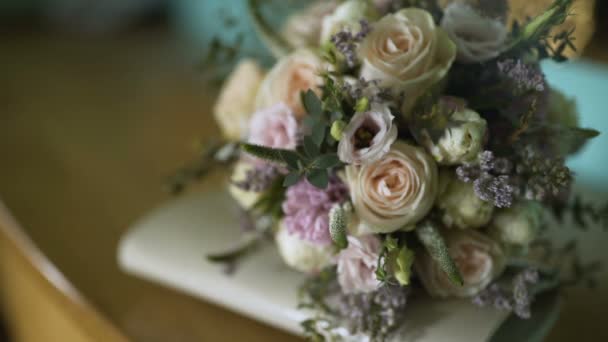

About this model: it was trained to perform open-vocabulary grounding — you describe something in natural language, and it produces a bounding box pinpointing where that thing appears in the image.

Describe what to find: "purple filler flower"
[282,176,349,245]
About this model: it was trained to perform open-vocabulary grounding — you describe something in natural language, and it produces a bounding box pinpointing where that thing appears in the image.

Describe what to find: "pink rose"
[248,103,298,150]
[336,235,382,294]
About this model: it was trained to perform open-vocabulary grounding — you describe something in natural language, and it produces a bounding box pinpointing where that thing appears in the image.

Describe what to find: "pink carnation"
[248,102,298,149]
[282,177,349,245]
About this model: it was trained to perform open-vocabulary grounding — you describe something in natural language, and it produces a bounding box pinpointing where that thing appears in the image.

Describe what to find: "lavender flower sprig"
[457,151,516,208]
[473,269,541,319]
[330,19,372,68]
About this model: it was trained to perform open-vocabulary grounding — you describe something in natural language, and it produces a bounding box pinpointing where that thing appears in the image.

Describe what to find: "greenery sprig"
[506,0,576,62]
[241,89,346,189]
[375,235,415,287]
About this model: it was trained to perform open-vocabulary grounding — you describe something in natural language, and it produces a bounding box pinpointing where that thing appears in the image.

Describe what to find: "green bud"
[330,120,347,141]
[355,97,370,113]
[329,204,349,249]
[392,245,415,286]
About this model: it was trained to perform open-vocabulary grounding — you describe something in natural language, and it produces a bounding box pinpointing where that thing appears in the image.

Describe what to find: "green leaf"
[416,221,464,286]
[526,125,600,156]
[302,89,323,118]
[506,0,573,54]
[302,115,319,130]
[311,121,327,147]
[307,168,329,189]
[241,143,298,165]
[313,153,341,169]
[554,127,600,155]
[283,171,301,187]
[303,136,320,158]
[329,204,348,249]
[279,150,300,170]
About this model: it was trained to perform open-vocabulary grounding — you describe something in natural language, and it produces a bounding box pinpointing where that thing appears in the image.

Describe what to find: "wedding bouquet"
[173,0,606,340]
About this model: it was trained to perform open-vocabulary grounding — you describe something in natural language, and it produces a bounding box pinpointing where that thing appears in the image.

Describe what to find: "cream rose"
[283,0,338,48]
[336,235,382,294]
[213,59,264,140]
[423,100,487,165]
[441,3,507,64]
[346,141,438,233]
[255,49,327,119]
[437,171,494,229]
[489,202,542,246]
[337,104,398,165]
[415,230,505,298]
[359,8,456,114]
[276,221,334,274]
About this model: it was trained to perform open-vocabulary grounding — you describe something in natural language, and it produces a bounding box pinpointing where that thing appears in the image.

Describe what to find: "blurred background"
[0,1,607,341]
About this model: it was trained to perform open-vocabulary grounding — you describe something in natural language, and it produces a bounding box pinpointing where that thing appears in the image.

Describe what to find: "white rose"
[423,99,487,165]
[415,230,505,298]
[228,160,263,210]
[440,3,508,64]
[283,0,339,48]
[255,49,327,119]
[359,8,456,114]
[320,0,378,44]
[276,221,334,274]
[490,202,542,246]
[337,104,398,165]
[213,59,264,140]
[346,141,438,233]
[437,170,494,229]
[336,235,382,294]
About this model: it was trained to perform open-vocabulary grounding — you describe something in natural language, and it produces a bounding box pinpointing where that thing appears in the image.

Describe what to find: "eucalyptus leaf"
[279,150,300,170]
[284,171,301,187]
[303,136,320,158]
[307,168,329,189]
[302,89,323,118]
[416,221,464,286]
[311,121,327,147]
[313,154,341,169]
[241,143,297,165]
[303,116,318,130]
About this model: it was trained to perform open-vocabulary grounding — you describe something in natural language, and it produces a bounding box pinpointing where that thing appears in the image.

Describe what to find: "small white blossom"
[424,106,487,165]
[275,222,334,274]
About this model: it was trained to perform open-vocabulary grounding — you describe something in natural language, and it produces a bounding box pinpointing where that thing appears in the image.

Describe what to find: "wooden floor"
[0,27,607,341]
[0,31,298,342]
